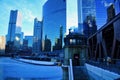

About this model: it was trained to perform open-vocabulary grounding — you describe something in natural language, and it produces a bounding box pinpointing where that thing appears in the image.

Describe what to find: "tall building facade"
[25,36,33,48]
[107,4,115,22]
[77,0,96,35]
[114,0,120,14]
[23,39,28,50]
[6,10,23,50]
[0,36,6,54]
[53,25,63,51]
[22,36,33,54]
[14,33,23,48]
[43,0,66,46]
[83,14,97,38]
[33,18,42,54]
[43,35,51,52]
[7,10,22,42]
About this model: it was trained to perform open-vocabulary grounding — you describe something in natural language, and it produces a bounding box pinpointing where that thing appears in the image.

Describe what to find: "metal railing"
[68,59,74,80]
[86,58,120,75]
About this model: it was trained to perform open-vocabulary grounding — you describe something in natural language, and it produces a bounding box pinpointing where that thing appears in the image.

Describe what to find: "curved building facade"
[43,0,66,46]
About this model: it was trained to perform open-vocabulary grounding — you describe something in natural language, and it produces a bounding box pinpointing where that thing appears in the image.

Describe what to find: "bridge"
[88,13,120,64]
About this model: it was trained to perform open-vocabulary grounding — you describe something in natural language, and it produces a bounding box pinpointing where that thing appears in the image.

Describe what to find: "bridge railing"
[86,58,120,75]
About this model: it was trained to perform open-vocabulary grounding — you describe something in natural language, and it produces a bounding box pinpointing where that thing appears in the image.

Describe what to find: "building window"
[77,40,82,44]
[70,39,76,44]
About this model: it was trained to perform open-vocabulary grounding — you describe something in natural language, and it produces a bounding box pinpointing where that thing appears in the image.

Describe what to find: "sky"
[0,0,115,37]
[67,0,78,32]
[96,0,114,29]
[0,0,47,36]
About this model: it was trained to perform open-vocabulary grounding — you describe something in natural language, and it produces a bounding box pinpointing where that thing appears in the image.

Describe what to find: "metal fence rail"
[86,58,120,75]
[69,59,74,80]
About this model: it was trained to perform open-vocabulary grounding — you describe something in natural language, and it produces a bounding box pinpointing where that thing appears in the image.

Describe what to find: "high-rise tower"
[107,4,115,22]
[33,18,42,54]
[53,25,63,51]
[114,0,120,14]
[60,25,63,48]
[43,0,66,46]
[77,0,97,35]
[6,10,23,50]
[7,10,22,42]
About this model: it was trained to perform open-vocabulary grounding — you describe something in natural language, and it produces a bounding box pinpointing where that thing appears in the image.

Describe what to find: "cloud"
[67,12,78,27]
[101,0,112,7]
[66,12,78,34]
[0,0,46,36]
[22,8,35,22]
[2,1,36,23]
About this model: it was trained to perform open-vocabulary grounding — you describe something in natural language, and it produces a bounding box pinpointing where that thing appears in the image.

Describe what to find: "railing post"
[69,59,74,80]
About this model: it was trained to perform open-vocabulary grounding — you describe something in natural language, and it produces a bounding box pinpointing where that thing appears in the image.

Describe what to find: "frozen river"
[0,57,63,80]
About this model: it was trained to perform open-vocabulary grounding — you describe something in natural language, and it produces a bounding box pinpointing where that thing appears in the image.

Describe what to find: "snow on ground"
[17,58,56,66]
[0,57,63,80]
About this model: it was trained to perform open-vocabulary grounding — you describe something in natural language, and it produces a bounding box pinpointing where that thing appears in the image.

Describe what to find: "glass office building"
[7,10,22,42]
[7,10,23,49]
[77,0,96,34]
[43,0,66,46]
[114,0,120,14]
[33,18,42,54]
[25,36,33,48]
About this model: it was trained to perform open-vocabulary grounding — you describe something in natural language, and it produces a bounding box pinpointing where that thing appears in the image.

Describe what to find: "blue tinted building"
[7,10,22,42]
[7,10,23,50]
[33,18,42,54]
[77,0,96,34]
[25,36,33,48]
[43,0,66,46]
[114,0,120,14]
[83,15,97,38]
[14,33,21,48]
[43,35,51,52]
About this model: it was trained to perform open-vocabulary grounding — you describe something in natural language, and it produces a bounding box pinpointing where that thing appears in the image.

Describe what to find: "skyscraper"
[114,0,120,14]
[43,35,51,52]
[33,18,42,54]
[107,4,115,22]
[7,10,22,42]
[53,25,63,51]
[25,36,33,48]
[83,14,97,38]
[14,33,23,48]
[23,39,28,50]
[6,10,23,51]
[43,0,66,46]
[77,0,96,34]
[23,36,33,54]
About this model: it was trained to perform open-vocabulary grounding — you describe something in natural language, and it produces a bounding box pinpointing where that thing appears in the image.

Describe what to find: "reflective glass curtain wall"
[43,0,66,46]
[78,0,96,34]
